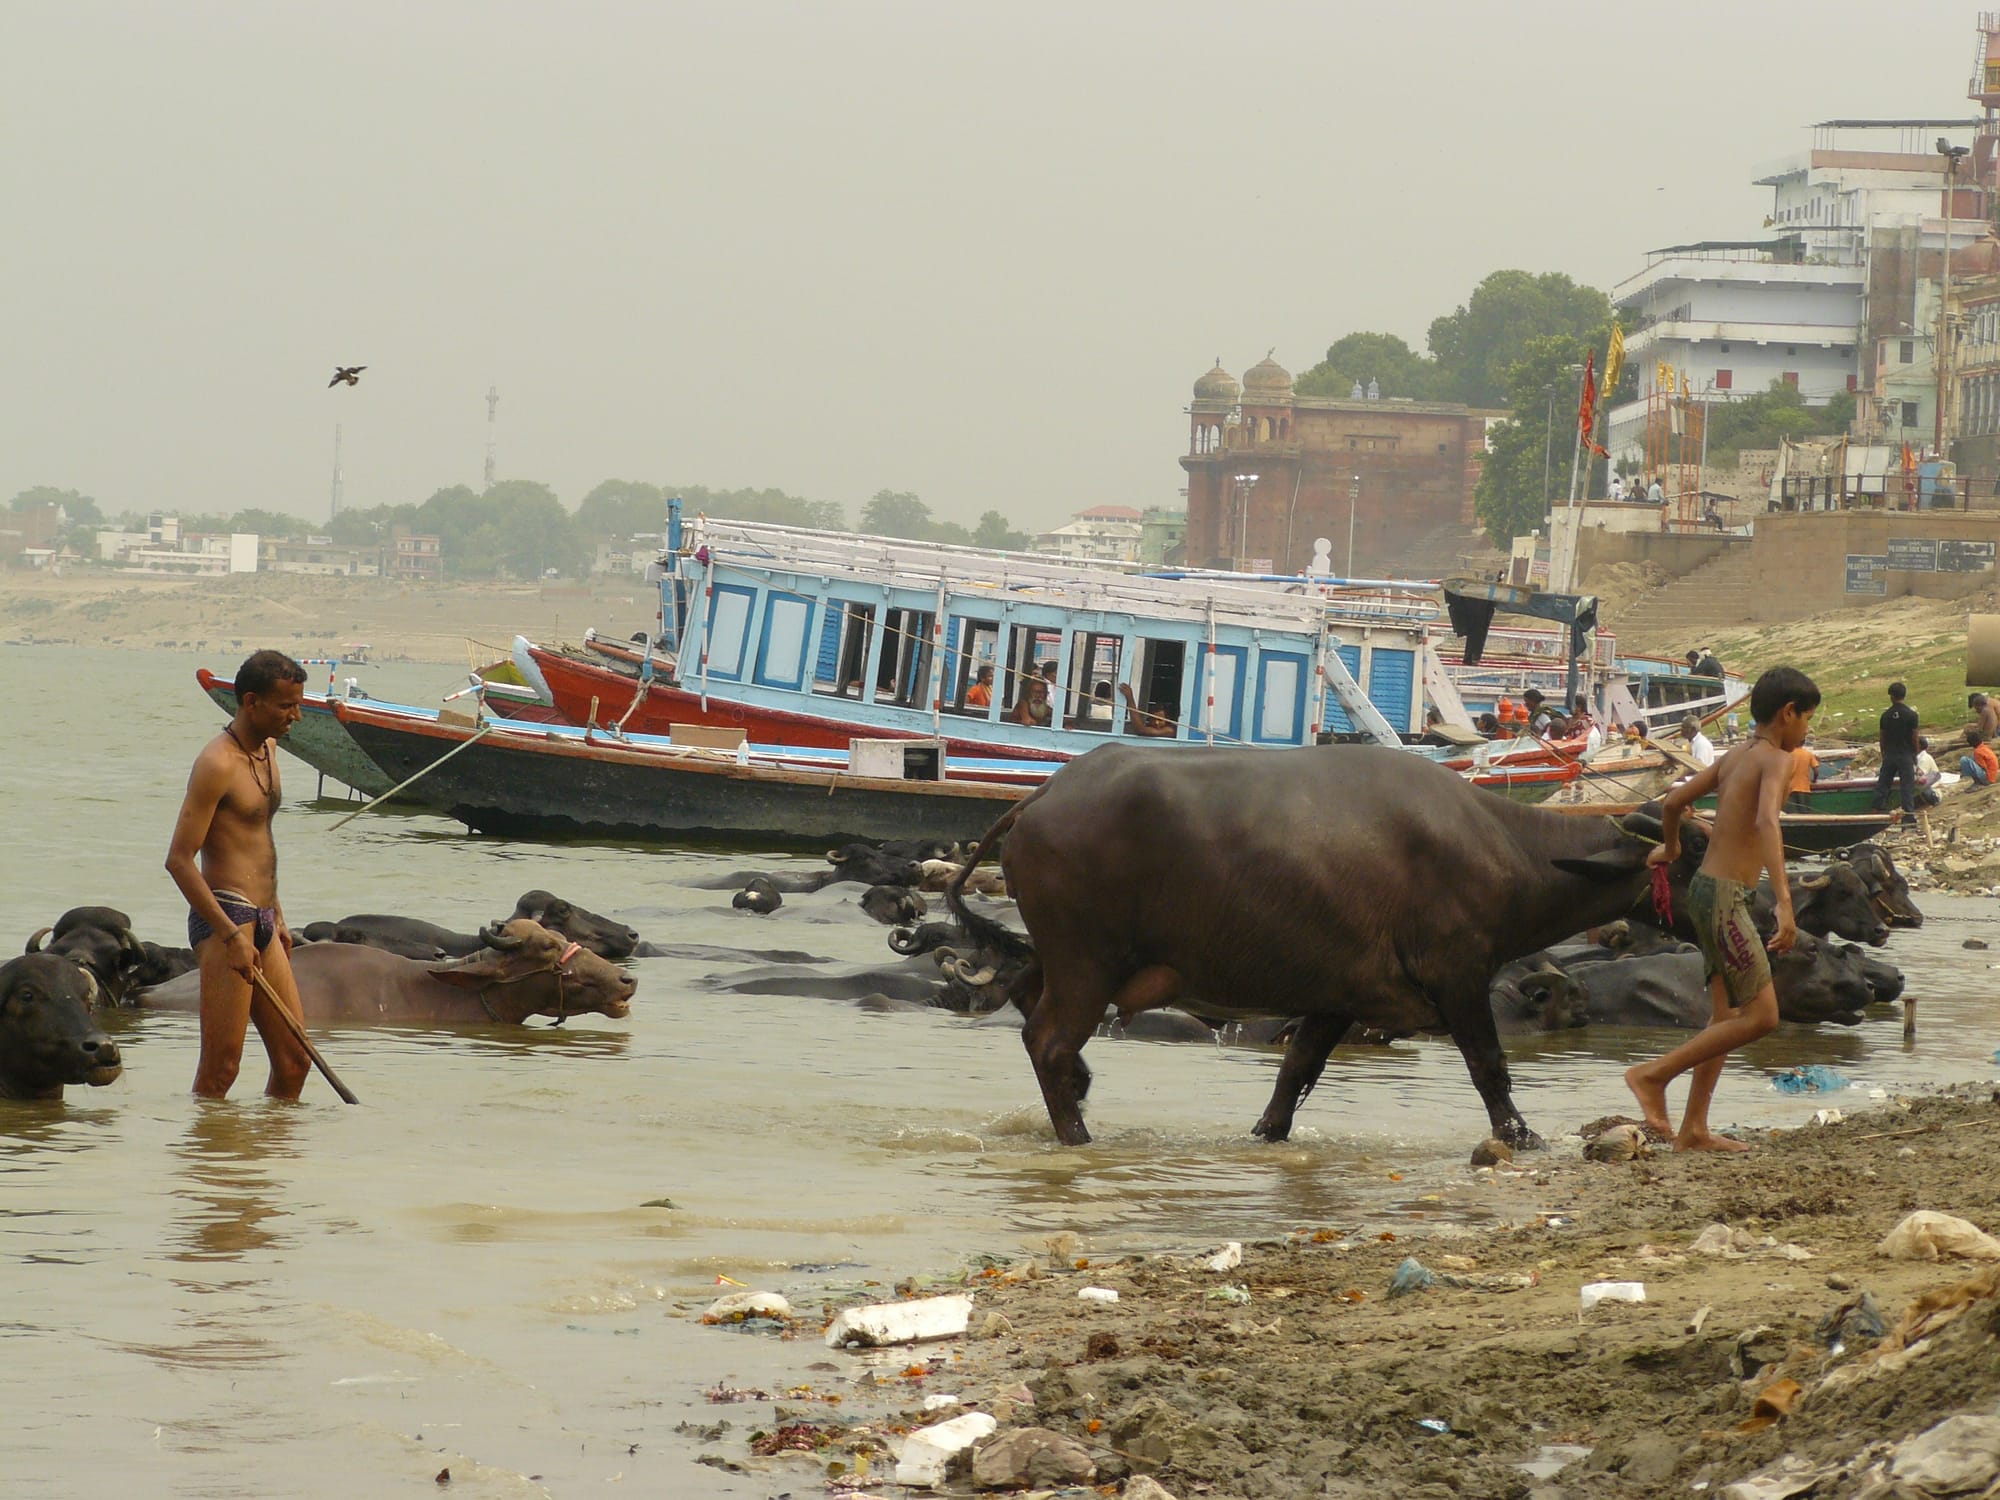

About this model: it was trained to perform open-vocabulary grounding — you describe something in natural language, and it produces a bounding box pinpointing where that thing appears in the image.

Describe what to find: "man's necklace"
[226,725,274,797]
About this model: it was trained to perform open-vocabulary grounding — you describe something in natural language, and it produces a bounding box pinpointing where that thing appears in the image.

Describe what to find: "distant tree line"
[10,478,1037,580]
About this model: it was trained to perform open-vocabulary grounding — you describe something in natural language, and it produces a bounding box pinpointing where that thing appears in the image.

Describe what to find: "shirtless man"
[1624,665,1818,1151]
[165,649,312,1099]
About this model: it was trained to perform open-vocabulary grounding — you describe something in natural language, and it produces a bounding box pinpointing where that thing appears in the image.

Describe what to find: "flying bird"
[329,366,366,388]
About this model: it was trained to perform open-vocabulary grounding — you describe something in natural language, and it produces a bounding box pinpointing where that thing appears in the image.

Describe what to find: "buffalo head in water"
[0,954,124,1100]
[437,920,636,1022]
[505,891,641,960]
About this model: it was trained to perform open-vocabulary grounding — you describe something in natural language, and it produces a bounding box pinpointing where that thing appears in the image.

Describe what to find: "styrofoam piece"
[1204,1241,1243,1272]
[1077,1286,1120,1304]
[1579,1281,1646,1311]
[922,1393,963,1411]
[824,1292,974,1349]
[699,1290,792,1324]
[895,1411,998,1488]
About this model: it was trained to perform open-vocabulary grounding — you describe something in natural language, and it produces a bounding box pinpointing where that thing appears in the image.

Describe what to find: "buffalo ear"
[428,955,504,988]
[1553,850,1645,881]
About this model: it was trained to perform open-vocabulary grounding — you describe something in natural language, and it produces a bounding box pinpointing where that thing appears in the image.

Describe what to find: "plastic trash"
[1771,1065,1850,1094]
[1387,1258,1436,1298]
[1579,1281,1646,1312]
[1204,1241,1243,1272]
[1877,1211,2000,1262]
[1417,1418,1451,1434]
[1206,1284,1251,1304]
[1814,1109,1845,1126]
[1077,1286,1120,1304]
[895,1411,998,1488]
[824,1292,975,1349]
[700,1291,792,1325]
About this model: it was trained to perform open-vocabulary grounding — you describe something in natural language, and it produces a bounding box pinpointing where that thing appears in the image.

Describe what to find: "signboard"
[1844,554,1889,595]
[1886,537,1938,572]
[1939,539,1997,573]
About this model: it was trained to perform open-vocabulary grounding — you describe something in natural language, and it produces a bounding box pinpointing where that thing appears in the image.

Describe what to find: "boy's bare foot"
[1624,1066,1672,1137]
[1675,1129,1751,1153]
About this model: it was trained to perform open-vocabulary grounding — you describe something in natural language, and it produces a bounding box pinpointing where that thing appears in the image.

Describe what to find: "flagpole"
[1556,363,1588,592]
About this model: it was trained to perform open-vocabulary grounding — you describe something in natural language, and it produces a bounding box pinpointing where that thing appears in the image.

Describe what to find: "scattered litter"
[1077,1286,1120,1305]
[894,1411,997,1488]
[1813,1109,1845,1126]
[1583,1122,1650,1162]
[1469,1138,1513,1167]
[1686,1304,1711,1335]
[824,1293,974,1349]
[699,1291,792,1326]
[1387,1258,1436,1298]
[1877,1210,2000,1262]
[1416,1418,1452,1435]
[1203,1241,1243,1273]
[1206,1284,1251,1304]
[1439,1270,1538,1293]
[1817,1291,1887,1349]
[921,1393,962,1412]
[1579,1281,1646,1313]
[1732,1377,1802,1434]
[1771,1065,1850,1094]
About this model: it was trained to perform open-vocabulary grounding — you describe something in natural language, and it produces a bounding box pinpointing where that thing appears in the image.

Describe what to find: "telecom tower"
[330,423,344,518]
[484,385,499,489]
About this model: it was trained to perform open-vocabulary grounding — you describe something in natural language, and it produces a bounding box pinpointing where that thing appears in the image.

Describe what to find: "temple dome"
[1242,350,1293,396]
[1193,360,1240,403]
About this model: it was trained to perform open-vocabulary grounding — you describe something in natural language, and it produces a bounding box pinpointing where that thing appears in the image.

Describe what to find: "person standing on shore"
[1626,666,1819,1152]
[1870,682,1921,826]
[164,649,312,1099]
[1972,693,1999,743]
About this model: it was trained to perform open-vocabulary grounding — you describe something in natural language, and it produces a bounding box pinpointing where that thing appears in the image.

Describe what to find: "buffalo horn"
[26,927,51,953]
[479,921,526,951]
[77,969,100,1006]
[941,955,999,987]
[1798,873,1830,891]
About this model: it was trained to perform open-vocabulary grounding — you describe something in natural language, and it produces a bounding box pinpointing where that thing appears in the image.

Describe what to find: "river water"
[3,645,1996,1495]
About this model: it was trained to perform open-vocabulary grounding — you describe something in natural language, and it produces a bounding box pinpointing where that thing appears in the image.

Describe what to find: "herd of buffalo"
[2,748,1929,1152]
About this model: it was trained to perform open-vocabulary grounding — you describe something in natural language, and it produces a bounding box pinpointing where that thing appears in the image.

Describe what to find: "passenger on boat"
[1679,714,1716,769]
[1786,741,1820,812]
[1012,677,1053,727]
[1474,712,1502,738]
[966,665,994,709]
[1087,681,1114,722]
[1118,683,1176,738]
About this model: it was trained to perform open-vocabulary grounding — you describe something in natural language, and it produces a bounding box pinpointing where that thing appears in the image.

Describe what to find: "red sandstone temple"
[1179,354,1499,578]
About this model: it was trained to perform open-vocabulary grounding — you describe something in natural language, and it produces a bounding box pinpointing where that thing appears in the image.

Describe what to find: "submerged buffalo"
[302,890,643,962]
[0,954,123,1100]
[25,906,196,1006]
[947,743,1672,1148]
[1833,843,1923,929]
[143,919,635,1024]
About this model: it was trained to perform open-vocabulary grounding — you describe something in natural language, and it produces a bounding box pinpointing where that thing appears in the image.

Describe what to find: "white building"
[1606,120,1982,470]
[1031,505,1144,563]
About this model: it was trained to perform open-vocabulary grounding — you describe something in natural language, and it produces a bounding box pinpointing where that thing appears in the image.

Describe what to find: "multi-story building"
[1178,356,1492,576]
[1032,505,1144,563]
[386,529,443,582]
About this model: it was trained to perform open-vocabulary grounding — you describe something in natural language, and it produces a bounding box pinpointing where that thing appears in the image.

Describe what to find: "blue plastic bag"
[1771,1065,1849,1094]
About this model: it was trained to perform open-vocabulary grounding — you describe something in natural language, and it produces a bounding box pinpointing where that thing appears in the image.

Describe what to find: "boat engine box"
[850,737,947,781]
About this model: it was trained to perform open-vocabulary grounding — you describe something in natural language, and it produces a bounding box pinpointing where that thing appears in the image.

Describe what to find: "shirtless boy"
[1626,665,1820,1152]
[165,649,312,1099]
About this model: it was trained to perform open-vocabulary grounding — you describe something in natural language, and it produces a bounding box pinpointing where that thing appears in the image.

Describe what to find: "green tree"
[10,486,102,525]
[972,510,1032,549]
[226,508,311,539]
[1429,271,1614,407]
[487,480,583,579]
[860,489,935,538]
[1474,336,1597,548]
[1702,381,1854,466]
[1295,332,1439,401]
[575,479,666,537]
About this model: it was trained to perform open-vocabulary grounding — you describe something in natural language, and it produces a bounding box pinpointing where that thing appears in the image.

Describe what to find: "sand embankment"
[0,567,660,665]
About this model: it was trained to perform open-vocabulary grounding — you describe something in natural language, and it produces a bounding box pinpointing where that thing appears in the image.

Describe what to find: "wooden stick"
[328,723,494,830]
[250,967,359,1104]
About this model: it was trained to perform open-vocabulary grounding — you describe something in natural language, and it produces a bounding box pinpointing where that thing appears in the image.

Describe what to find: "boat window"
[1365,646,1416,734]
[1253,650,1308,744]
[883,607,936,707]
[946,618,999,715]
[703,584,755,680]
[753,591,814,690]
[1004,623,1061,723]
[815,601,876,698]
[1127,637,1186,739]
[1065,629,1123,732]
[1199,644,1246,742]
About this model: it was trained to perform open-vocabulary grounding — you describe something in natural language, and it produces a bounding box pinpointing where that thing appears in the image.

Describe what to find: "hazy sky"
[2,2,1975,530]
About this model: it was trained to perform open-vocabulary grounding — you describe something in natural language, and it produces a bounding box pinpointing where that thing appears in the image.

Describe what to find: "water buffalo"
[141,920,635,1024]
[1832,843,1923,929]
[0,954,123,1100]
[733,878,783,914]
[860,884,927,926]
[301,890,642,962]
[1756,864,1891,948]
[25,907,150,1006]
[946,743,1667,1148]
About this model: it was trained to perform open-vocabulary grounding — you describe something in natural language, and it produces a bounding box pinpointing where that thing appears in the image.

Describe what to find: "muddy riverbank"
[710,1089,2000,1498]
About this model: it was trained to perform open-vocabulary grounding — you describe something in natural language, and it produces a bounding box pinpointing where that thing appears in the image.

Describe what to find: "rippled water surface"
[4,646,1996,1493]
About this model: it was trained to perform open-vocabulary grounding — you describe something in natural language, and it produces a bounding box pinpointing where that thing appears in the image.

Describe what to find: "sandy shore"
[0,567,660,666]
[696,1090,2000,1498]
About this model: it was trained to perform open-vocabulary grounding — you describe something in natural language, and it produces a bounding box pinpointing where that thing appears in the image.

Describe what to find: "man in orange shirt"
[1961,728,1999,787]
[965,664,994,709]
[1785,742,1819,812]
